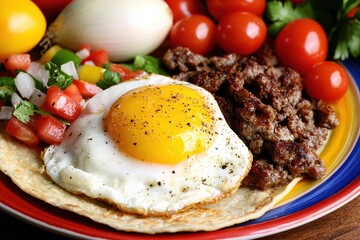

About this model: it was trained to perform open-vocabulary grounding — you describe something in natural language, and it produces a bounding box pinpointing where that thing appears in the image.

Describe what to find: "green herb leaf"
[45,62,73,90]
[0,77,16,104]
[265,0,315,38]
[330,18,360,60]
[96,69,122,89]
[13,100,47,123]
[122,55,169,75]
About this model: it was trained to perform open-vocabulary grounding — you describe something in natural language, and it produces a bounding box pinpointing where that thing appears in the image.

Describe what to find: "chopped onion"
[0,106,14,120]
[61,61,79,79]
[83,60,95,66]
[76,48,90,59]
[15,72,35,99]
[11,93,22,107]
[30,89,46,107]
[26,62,49,86]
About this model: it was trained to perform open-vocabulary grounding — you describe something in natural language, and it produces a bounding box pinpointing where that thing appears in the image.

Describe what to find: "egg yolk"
[104,84,215,164]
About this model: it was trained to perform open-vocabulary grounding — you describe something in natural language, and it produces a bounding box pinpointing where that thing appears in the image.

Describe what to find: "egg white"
[43,74,252,216]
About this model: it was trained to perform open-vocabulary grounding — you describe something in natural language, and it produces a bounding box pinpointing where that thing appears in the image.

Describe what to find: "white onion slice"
[11,93,22,107]
[30,89,46,107]
[0,106,14,120]
[15,72,35,99]
[83,60,95,66]
[26,62,49,86]
[61,61,79,79]
[76,48,90,59]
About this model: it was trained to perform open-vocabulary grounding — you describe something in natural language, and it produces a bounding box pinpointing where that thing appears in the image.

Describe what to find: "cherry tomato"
[45,86,81,121]
[275,18,328,75]
[206,0,266,21]
[216,12,267,55]
[0,0,46,62]
[32,0,73,22]
[170,15,216,55]
[37,115,67,145]
[3,54,31,73]
[304,61,349,103]
[164,0,208,23]
[6,117,39,147]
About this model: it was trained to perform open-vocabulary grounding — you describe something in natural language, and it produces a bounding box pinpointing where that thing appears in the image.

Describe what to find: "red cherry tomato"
[275,18,328,75]
[170,15,216,55]
[206,0,266,21]
[6,117,39,147]
[216,12,267,55]
[304,61,349,103]
[32,0,73,22]
[164,0,208,23]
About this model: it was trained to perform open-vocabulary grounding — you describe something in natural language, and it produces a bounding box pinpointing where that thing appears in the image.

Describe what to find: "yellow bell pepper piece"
[78,64,105,84]
[39,45,62,64]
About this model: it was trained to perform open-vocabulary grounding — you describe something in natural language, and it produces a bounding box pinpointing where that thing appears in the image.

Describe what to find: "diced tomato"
[27,114,40,133]
[64,83,83,102]
[37,115,67,145]
[73,79,103,98]
[82,49,109,67]
[109,63,144,81]
[3,54,31,73]
[6,117,39,147]
[45,86,81,121]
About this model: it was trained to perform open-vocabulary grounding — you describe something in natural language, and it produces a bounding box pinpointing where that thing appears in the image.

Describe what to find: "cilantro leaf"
[265,1,315,38]
[119,55,169,76]
[0,77,16,104]
[13,100,47,123]
[132,55,169,75]
[330,18,360,60]
[45,62,73,90]
[96,69,121,89]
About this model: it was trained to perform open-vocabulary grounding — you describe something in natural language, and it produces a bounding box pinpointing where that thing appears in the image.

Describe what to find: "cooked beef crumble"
[162,45,339,190]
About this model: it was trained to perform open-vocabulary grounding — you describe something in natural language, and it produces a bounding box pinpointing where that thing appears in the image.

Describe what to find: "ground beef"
[162,44,339,190]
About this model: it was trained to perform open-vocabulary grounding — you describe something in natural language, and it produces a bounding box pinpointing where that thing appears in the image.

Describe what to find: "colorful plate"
[0,58,359,239]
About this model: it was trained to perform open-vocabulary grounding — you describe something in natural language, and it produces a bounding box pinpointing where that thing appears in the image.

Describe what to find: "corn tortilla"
[0,128,300,234]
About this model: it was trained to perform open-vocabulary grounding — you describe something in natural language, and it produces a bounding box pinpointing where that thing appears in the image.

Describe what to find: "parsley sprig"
[265,0,360,60]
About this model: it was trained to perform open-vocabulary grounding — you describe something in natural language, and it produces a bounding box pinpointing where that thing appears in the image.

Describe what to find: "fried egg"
[43,74,252,216]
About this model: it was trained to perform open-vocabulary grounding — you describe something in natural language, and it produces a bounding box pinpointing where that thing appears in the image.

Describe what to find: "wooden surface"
[1,195,359,239]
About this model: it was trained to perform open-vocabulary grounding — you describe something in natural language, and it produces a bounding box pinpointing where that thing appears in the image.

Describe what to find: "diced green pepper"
[51,49,81,68]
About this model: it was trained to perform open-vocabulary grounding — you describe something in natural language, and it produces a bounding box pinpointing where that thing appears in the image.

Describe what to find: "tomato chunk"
[45,86,81,121]
[73,79,103,98]
[6,117,39,146]
[109,64,144,81]
[82,49,109,67]
[37,115,67,145]
[64,83,83,103]
[3,54,31,73]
